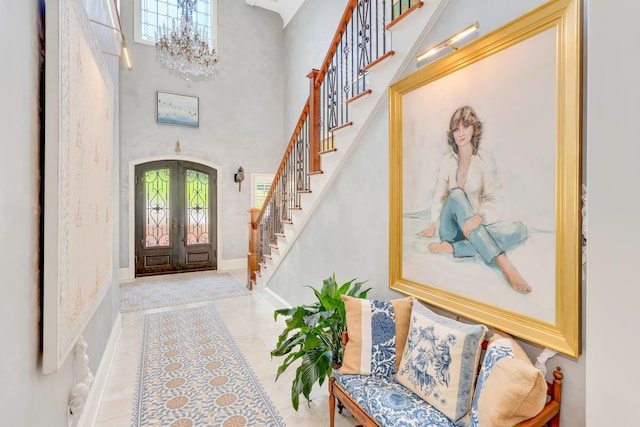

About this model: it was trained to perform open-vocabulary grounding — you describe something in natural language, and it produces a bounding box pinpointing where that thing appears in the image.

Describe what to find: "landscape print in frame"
[157,91,199,127]
[389,0,581,357]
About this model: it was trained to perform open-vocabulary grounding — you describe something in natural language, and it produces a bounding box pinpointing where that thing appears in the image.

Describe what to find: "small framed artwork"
[389,0,582,357]
[157,91,199,127]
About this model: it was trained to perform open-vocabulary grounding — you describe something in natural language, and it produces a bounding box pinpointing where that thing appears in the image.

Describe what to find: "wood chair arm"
[342,331,349,346]
[515,367,563,427]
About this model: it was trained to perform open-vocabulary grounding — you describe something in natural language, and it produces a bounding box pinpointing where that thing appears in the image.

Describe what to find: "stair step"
[346,89,372,104]
[385,0,424,30]
[268,243,278,249]
[329,122,353,133]
[274,232,286,238]
[364,50,395,72]
[319,147,338,155]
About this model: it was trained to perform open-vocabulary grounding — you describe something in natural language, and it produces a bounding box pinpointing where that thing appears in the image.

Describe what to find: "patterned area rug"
[120,272,250,313]
[133,305,284,427]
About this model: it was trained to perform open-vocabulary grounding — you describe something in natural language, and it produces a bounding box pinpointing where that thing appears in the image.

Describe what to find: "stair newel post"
[307,68,322,173]
[247,207,260,289]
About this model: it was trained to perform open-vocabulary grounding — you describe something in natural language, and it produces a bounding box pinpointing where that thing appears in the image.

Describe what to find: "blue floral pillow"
[396,302,487,424]
[340,296,412,376]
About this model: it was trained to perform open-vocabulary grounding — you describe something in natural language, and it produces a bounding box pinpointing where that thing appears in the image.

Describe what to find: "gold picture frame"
[389,0,581,357]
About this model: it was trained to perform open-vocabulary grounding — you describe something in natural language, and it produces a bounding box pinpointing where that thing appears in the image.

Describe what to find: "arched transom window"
[134,0,217,47]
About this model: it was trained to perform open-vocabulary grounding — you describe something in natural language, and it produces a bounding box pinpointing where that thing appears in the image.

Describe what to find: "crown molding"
[245,0,305,27]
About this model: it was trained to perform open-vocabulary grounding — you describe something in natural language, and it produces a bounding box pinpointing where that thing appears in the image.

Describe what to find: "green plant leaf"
[274,349,304,381]
[346,280,371,297]
[271,274,369,411]
[298,347,332,402]
[337,278,355,295]
[273,306,297,320]
[271,333,305,357]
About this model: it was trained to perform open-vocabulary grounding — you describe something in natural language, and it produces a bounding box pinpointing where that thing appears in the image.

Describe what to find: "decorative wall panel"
[43,0,114,373]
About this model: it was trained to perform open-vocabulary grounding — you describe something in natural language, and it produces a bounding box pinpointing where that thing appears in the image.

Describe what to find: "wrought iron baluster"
[270,195,278,246]
[303,120,311,189]
[258,215,265,262]
[357,0,371,94]
[338,37,344,128]
[327,63,338,132]
[290,139,296,209]
[320,78,324,143]
[279,167,287,224]
[374,0,379,59]
[288,147,296,209]
[340,34,347,128]
[351,13,355,102]
[295,138,304,200]
[383,0,388,53]
[342,24,351,118]
[354,4,360,95]
[369,0,373,63]
[263,206,270,258]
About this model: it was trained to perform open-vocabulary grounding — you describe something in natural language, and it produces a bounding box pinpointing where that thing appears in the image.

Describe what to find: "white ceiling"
[245,0,305,27]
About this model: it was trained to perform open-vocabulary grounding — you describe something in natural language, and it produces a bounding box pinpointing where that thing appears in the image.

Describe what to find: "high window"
[134,0,217,47]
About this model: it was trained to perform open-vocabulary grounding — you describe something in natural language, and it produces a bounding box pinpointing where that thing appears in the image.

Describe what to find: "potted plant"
[271,274,371,410]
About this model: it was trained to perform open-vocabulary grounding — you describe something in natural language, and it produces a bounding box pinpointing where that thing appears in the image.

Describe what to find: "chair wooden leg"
[329,377,336,427]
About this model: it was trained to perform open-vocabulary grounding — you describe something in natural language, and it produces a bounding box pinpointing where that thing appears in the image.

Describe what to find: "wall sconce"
[89,0,132,70]
[416,21,480,65]
[121,41,133,70]
[234,167,245,192]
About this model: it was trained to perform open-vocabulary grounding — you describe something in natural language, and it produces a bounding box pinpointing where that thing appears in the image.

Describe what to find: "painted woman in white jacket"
[417,105,531,293]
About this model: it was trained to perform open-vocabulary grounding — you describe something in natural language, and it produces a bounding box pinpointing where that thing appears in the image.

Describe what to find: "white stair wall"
[255,0,449,288]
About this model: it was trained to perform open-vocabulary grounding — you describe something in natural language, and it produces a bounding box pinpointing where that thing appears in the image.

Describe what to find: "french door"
[135,160,217,276]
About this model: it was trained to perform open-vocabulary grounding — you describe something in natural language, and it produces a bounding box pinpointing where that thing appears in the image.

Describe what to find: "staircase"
[249,0,449,290]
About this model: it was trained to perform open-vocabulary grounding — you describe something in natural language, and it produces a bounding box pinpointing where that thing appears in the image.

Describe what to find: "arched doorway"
[134,160,217,276]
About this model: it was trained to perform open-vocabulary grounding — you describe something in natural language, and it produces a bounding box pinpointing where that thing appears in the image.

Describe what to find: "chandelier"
[155,0,218,77]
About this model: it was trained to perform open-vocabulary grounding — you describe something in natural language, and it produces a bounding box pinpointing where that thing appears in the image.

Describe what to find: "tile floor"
[94,269,359,427]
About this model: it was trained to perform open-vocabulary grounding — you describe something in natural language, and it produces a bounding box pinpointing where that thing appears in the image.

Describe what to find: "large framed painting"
[43,0,114,373]
[389,0,581,357]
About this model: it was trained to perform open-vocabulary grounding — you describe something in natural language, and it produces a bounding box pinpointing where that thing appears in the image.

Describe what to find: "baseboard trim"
[255,287,292,311]
[77,313,122,427]
[218,258,245,270]
[119,259,244,281]
[119,267,133,281]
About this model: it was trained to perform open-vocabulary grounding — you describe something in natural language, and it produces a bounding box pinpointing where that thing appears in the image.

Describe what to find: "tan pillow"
[471,332,548,426]
[340,295,412,375]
